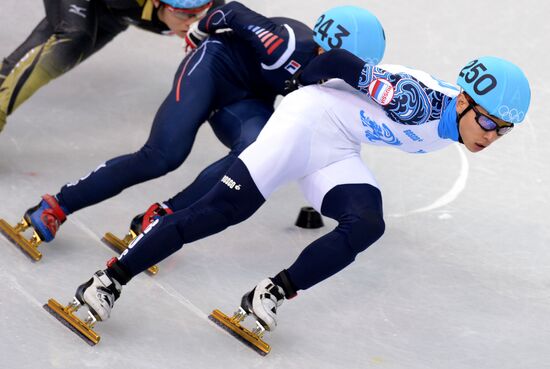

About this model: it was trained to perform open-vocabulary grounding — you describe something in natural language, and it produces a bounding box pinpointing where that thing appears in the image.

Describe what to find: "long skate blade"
[209,309,270,356]
[0,218,42,261]
[43,298,100,346]
[102,232,159,275]
[101,232,131,254]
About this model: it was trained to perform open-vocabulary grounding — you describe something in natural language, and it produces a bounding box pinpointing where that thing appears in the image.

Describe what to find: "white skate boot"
[75,270,122,321]
[44,270,121,345]
[209,271,297,355]
[240,278,286,332]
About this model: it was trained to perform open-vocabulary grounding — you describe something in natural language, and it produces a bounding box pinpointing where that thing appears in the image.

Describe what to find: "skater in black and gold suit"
[0,0,224,133]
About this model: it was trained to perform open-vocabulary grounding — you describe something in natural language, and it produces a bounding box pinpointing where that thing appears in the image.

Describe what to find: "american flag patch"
[284,60,301,74]
[368,78,394,106]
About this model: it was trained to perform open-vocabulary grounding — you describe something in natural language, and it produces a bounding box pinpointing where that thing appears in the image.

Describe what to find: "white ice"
[1,1,549,368]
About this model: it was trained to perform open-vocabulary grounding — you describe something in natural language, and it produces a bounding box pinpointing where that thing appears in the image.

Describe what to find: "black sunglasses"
[464,95,514,136]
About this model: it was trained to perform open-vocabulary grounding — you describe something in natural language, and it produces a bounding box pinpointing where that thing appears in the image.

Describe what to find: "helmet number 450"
[313,15,351,49]
[459,60,497,96]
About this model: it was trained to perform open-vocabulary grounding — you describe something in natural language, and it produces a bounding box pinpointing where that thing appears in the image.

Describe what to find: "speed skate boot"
[102,202,172,275]
[44,269,122,346]
[210,278,289,355]
[0,194,67,261]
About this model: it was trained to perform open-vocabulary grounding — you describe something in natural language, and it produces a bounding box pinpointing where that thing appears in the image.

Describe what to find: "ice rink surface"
[0,1,549,368]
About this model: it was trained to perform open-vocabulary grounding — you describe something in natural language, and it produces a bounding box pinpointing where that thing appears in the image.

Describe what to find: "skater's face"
[155,1,209,38]
[456,93,512,153]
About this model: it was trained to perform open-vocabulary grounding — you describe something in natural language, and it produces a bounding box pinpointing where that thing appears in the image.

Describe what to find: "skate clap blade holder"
[102,231,159,275]
[43,298,100,345]
[0,217,44,261]
[209,308,271,356]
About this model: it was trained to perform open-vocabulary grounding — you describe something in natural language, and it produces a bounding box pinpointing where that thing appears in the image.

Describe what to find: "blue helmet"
[313,6,386,65]
[161,0,212,10]
[457,56,531,123]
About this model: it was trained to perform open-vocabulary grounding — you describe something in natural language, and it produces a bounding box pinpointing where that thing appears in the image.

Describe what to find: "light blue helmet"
[457,56,531,123]
[313,6,386,65]
[161,0,212,11]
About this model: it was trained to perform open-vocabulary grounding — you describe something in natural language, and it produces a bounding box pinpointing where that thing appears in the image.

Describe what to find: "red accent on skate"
[41,194,67,223]
[40,211,61,236]
[141,203,174,230]
[106,257,118,268]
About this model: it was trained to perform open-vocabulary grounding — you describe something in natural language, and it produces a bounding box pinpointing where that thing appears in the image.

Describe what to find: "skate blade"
[0,218,42,261]
[43,298,100,346]
[209,309,270,356]
[102,232,159,275]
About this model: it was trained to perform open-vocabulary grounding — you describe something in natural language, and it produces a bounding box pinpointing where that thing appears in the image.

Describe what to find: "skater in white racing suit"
[75,49,531,338]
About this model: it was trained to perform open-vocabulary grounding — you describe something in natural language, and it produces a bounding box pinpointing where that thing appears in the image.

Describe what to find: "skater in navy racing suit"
[7,3,386,259]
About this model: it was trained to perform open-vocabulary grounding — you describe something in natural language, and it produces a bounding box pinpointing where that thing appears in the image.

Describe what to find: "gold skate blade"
[102,232,132,254]
[102,232,159,275]
[0,218,42,261]
[43,298,100,346]
[209,309,270,356]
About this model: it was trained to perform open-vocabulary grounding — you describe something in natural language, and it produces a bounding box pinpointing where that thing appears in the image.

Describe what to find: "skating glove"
[284,70,304,95]
[184,22,208,53]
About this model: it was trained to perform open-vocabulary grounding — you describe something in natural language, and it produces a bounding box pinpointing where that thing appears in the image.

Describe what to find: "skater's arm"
[298,49,366,87]
[299,48,455,125]
[197,1,294,66]
[198,2,272,34]
[297,48,375,90]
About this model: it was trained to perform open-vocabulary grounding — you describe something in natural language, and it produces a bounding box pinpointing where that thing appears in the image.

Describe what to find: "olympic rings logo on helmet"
[313,6,386,64]
[497,105,525,124]
[457,56,531,124]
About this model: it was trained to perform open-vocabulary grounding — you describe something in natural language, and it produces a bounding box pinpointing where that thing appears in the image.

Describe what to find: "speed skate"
[209,308,271,356]
[43,297,101,345]
[0,216,45,261]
